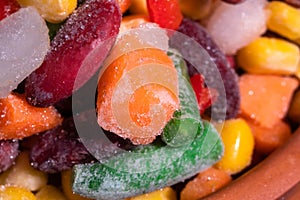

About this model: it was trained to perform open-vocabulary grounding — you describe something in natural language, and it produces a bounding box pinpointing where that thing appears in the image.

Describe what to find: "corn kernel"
[266,1,300,45]
[179,0,213,20]
[36,185,67,200]
[0,151,48,192]
[237,37,300,75]
[61,170,93,200]
[0,185,36,200]
[16,0,77,23]
[127,187,177,200]
[214,118,254,174]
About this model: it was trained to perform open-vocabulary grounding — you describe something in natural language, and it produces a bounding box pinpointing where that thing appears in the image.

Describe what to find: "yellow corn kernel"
[16,0,77,23]
[36,185,67,200]
[61,170,93,200]
[237,37,300,75]
[266,1,300,45]
[179,0,213,20]
[214,118,254,175]
[0,151,48,192]
[0,185,36,200]
[126,187,177,200]
[129,0,148,15]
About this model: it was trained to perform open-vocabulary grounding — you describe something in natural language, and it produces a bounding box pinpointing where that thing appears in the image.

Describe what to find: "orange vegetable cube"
[239,74,298,128]
[0,93,62,140]
[245,119,291,155]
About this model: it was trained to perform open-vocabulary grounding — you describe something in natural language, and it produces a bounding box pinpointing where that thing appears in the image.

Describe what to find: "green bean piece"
[72,121,223,200]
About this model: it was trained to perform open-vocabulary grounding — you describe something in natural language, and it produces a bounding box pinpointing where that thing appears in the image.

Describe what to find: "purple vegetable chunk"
[30,118,93,173]
[0,140,19,173]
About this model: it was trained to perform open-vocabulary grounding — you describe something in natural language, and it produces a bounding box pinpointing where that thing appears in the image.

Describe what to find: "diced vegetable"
[180,167,232,200]
[206,0,267,55]
[120,14,149,33]
[61,170,93,200]
[127,187,177,200]
[72,121,223,200]
[239,74,299,128]
[0,151,48,192]
[174,18,240,120]
[0,186,36,200]
[118,0,132,13]
[16,0,77,23]
[266,1,300,45]
[0,7,49,98]
[237,37,300,75]
[245,119,291,155]
[97,48,179,145]
[214,118,254,174]
[0,93,62,140]
[0,0,20,21]
[147,0,183,30]
[162,51,201,147]
[25,0,121,107]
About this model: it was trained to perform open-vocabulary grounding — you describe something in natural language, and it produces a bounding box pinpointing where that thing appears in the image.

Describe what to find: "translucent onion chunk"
[206,0,267,55]
[0,7,49,98]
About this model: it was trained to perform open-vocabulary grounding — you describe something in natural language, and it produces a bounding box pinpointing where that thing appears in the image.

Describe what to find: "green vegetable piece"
[72,121,223,200]
[162,51,201,147]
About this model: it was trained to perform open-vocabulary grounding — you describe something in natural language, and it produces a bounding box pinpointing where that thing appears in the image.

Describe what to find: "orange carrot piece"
[180,167,232,200]
[0,93,62,140]
[117,0,132,13]
[97,48,179,145]
[245,118,292,155]
[120,14,149,33]
[239,74,298,128]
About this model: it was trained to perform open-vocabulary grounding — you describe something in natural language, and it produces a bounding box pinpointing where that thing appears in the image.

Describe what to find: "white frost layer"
[206,0,268,55]
[0,7,49,98]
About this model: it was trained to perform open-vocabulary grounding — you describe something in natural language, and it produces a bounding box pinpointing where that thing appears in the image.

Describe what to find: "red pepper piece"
[146,0,183,30]
[0,0,20,21]
[190,73,218,115]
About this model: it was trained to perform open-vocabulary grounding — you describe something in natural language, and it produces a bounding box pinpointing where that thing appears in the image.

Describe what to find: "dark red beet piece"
[0,0,20,21]
[30,118,93,173]
[25,0,121,107]
[0,140,19,173]
[171,18,240,119]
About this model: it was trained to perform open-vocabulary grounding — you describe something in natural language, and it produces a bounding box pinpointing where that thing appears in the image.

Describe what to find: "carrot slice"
[0,93,62,140]
[239,74,298,128]
[180,167,232,200]
[245,118,292,155]
[120,14,149,33]
[97,48,179,145]
[117,0,131,13]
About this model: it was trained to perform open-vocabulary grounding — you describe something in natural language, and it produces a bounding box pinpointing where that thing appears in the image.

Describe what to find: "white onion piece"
[0,7,49,98]
[206,0,268,55]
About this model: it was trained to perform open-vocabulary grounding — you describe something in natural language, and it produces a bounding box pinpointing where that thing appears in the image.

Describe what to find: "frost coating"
[0,7,49,98]
[206,0,268,55]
